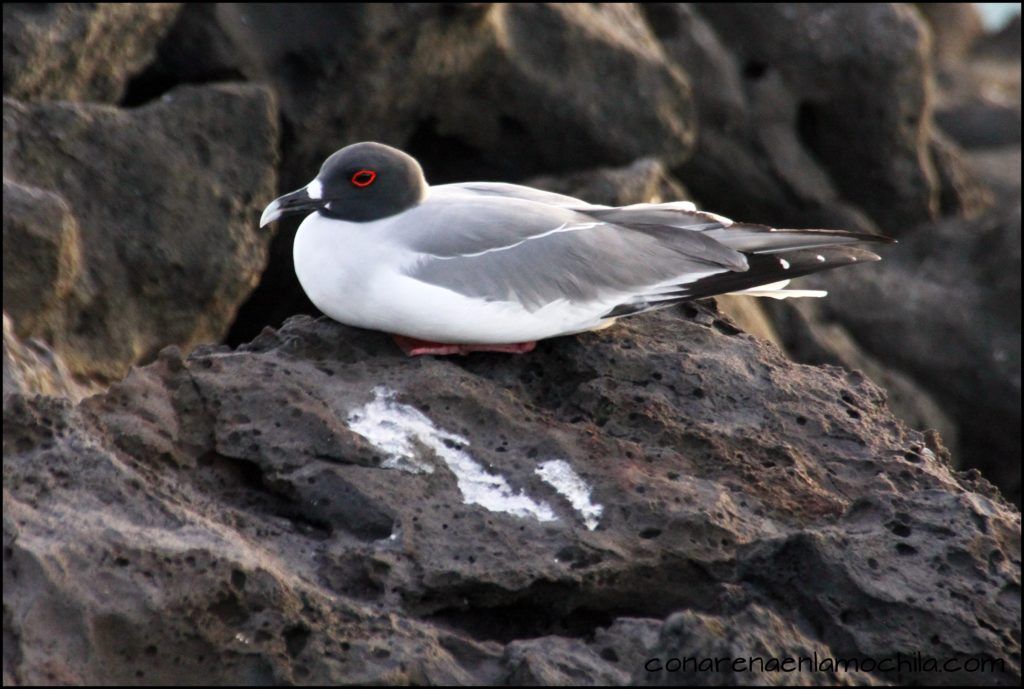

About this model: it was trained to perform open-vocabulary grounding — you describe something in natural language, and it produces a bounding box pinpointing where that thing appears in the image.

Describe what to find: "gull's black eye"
[351,169,376,188]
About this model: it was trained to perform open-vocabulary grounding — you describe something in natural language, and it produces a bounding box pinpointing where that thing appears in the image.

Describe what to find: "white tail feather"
[730,279,827,299]
[731,288,828,299]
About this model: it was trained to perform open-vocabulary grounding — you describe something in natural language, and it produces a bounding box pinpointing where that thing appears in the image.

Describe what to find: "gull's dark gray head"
[260,142,427,226]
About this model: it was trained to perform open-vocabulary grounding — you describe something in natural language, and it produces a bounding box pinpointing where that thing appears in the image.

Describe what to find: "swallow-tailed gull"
[261,142,892,356]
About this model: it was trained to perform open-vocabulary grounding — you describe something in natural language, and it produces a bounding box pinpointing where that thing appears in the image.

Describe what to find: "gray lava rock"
[650,4,971,232]
[2,3,181,103]
[4,311,1019,684]
[762,293,962,461]
[2,83,278,384]
[764,8,1021,505]
[3,313,92,404]
[2,179,82,337]
[914,4,985,65]
[973,14,1021,61]
[933,26,1021,151]
[151,3,694,186]
[528,158,690,209]
[782,202,1021,505]
[637,605,879,685]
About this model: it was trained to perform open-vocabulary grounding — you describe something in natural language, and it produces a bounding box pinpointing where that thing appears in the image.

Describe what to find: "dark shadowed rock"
[2,3,181,103]
[145,3,694,188]
[778,203,1021,505]
[914,4,985,65]
[528,158,690,209]
[4,311,1019,684]
[650,4,975,233]
[935,100,1022,150]
[2,180,82,337]
[637,605,879,685]
[763,298,961,460]
[973,14,1021,61]
[933,26,1021,151]
[3,313,92,404]
[2,84,278,384]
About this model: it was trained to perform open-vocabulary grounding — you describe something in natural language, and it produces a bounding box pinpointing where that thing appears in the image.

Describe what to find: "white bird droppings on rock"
[535,459,604,530]
[347,388,436,474]
[348,387,557,522]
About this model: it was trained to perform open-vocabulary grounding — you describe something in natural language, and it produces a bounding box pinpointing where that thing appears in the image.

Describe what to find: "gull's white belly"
[293,213,606,343]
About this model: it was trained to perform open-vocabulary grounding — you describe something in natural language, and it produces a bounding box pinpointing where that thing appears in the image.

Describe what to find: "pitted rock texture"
[648,3,969,232]
[2,180,82,338]
[2,3,181,103]
[782,202,1022,506]
[4,311,1019,685]
[144,3,695,188]
[2,313,91,404]
[3,83,278,384]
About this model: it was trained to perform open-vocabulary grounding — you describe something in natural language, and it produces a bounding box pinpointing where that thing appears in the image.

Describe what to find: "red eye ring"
[351,169,376,187]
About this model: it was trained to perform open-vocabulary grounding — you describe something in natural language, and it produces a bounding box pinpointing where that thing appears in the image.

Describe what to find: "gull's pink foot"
[392,335,537,356]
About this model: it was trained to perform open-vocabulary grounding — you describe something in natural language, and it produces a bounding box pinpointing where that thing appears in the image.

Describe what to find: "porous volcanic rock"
[528,158,690,210]
[914,4,985,65]
[2,3,181,103]
[2,180,82,338]
[3,83,278,385]
[2,313,92,405]
[4,310,1019,684]
[648,3,980,232]
[144,3,694,187]
[785,202,1022,506]
[932,15,1021,151]
[775,22,1023,505]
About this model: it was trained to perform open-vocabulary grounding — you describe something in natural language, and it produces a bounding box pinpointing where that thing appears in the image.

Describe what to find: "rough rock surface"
[4,311,1019,684]
[3,83,279,384]
[788,203,1022,506]
[528,158,690,210]
[2,180,82,337]
[773,17,1022,504]
[649,4,960,233]
[933,25,1021,151]
[3,4,1020,684]
[2,3,181,103]
[146,3,695,187]
[2,313,92,405]
[914,4,985,66]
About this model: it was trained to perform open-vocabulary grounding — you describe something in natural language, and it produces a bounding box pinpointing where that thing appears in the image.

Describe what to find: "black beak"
[260,185,325,227]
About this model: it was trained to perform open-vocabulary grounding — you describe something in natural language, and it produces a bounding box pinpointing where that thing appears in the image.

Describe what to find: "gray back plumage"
[399,182,891,312]
[400,189,747,310]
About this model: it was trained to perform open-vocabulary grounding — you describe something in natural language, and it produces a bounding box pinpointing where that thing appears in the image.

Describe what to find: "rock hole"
[284,624,311,658]
[743,61,768,80]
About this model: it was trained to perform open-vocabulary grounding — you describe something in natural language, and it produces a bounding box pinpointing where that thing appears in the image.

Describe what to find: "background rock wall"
[3,3,1021,685]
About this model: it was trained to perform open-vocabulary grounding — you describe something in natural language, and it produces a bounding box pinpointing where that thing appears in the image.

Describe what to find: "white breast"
[292,212,609,343]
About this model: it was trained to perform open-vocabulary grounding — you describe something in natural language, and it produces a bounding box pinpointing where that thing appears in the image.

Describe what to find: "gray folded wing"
[435,182,603,209]
[401,195,747,311]
[579,207,893,253]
